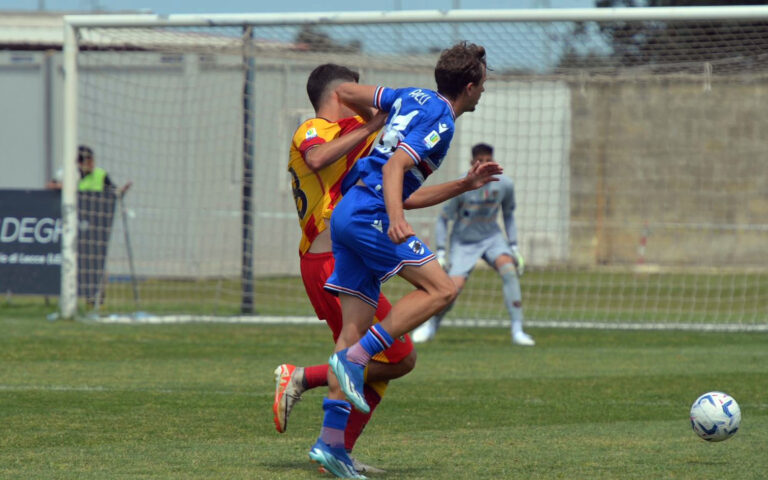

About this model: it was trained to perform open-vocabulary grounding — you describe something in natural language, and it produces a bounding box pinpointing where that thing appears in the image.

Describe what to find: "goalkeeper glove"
[436,248,448,269]
[510,244,525,277]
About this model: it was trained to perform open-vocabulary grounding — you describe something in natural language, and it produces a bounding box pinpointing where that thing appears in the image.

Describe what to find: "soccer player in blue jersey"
[411,142,535,346]
[308,42,501,478]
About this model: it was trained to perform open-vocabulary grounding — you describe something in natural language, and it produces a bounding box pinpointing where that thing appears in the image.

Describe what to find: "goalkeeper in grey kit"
[411,143,534,346]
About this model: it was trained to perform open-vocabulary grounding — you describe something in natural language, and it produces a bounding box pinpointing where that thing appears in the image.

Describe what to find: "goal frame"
[61,6,768,320]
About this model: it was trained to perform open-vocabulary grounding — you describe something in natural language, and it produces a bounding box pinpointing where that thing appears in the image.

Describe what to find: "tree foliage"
[561,0,768,69]
[294,25,361,53]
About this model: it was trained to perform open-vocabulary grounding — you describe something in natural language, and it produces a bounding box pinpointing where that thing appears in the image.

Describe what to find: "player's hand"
[462,160,503,191]
[387,215,414,244]
[510,244,525,276]
[436,248,448,269]
[365,110,388,132]
[119,181,133,197]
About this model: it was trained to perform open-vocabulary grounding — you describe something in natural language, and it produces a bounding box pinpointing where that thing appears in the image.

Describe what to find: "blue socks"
[346,324,394,365]
[320,398,351,449]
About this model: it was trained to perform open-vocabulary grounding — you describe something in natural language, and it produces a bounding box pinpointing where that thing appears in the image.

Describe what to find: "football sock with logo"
[500,263,524,336]
[302,364,329,389]
[320,398,352,449]
[346,324,394,366]
[344,383,383,451]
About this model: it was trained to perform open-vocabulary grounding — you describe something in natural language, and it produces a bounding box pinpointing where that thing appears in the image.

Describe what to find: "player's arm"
[433,197,458,268]
[434,197,458,250]
[303,112,386,172]
[335,82,381,120]
[502,179,525,275]
[403,160,503,210]
[382,149,414,244]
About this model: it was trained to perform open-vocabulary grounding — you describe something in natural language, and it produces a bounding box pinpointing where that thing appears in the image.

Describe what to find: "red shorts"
[300,251,413,364]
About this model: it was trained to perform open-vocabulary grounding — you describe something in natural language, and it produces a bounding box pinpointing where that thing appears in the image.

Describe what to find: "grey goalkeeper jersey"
[435,174,518,248]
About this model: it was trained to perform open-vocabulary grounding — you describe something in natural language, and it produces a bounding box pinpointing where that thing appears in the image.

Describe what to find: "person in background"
[411,142,534,346]
[47,145,132,195]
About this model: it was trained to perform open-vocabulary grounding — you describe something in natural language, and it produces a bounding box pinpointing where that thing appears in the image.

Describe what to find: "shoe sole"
[309,447,367,479]
[328,353,370,414]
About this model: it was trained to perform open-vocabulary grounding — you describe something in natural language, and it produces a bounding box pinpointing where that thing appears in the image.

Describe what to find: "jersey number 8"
[288,166,308,219]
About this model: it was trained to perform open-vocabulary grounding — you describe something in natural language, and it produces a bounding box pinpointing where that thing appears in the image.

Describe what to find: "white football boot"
[410,321,435,343]
[512,331,535,346]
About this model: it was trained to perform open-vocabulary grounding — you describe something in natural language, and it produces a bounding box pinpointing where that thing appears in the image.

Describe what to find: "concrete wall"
[0,51,53,189]
[569,75,768,267]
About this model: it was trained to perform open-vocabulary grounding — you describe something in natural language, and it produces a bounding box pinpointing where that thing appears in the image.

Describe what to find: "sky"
[4,0,596,15]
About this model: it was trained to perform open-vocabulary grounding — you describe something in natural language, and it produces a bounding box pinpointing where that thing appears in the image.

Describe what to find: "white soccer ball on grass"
[690,391,741,442]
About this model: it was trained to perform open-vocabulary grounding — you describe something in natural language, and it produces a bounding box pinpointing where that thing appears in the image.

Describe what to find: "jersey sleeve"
[373,86,399,112]
[397,111,454,168]
[292,119,347,160]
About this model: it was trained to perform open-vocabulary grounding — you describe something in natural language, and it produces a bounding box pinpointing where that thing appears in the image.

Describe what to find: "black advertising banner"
[0,190,62,294]
[0,190,116,296]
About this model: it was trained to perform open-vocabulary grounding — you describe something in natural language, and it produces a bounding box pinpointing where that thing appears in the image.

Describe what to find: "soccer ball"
[690,391,741,442]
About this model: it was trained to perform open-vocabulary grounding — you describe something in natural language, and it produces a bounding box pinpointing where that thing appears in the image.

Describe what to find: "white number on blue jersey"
[376,98,419,155]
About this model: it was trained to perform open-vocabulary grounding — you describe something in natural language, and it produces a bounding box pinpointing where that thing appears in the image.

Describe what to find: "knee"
[436,281,458,309]
[399,349,417,374]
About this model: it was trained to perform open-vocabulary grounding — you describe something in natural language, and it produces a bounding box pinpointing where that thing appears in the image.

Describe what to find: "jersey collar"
[436,93,456,120]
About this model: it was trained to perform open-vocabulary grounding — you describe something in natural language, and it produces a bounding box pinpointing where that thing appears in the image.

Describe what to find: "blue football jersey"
[343,86,456,201]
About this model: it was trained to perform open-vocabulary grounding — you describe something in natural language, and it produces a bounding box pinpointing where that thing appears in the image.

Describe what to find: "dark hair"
[471,143,493,158]
[434,42,487,100]
[306,63,360,111]
[77,145,94,163]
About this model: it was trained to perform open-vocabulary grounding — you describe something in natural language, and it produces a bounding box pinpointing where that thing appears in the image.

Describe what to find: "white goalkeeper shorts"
[447,233,512,278]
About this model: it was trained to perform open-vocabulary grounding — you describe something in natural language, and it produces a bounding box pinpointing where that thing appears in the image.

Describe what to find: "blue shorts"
[324,186,435,308]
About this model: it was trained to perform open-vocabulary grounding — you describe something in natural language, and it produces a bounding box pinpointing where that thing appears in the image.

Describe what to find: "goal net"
[62,8,768,329]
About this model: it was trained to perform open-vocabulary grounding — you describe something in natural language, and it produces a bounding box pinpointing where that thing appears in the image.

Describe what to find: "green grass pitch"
[1,304,767,479]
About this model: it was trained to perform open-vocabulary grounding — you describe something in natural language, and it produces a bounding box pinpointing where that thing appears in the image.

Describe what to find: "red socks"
[303,364,329,389]
[344,384,382,451]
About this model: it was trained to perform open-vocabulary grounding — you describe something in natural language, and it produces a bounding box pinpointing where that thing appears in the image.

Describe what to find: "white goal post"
[61,7,768,330]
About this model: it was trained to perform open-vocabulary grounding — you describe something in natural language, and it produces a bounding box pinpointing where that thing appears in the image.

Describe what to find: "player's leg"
[310,189,376,477]
[412,239,485,343]
[312,291,374,478]
[331,257,454,413]
[345,293,416,457]
[387,260,458,335]
[411,274,465,342]
[273,251,339,433]
[324,190,439,412]
[486,239,534,346]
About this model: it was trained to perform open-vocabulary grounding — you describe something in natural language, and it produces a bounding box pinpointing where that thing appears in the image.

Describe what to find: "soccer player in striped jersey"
[310,43,502,478]
[411,142,534,346]
[275,63,417,475]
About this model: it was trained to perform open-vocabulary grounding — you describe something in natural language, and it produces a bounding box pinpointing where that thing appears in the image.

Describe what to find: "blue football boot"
[328,349,369,414]
[309,438,367,479]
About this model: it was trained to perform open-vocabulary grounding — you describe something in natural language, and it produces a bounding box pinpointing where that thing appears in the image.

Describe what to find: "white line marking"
[84,315,768,332]
[0,384,269,396]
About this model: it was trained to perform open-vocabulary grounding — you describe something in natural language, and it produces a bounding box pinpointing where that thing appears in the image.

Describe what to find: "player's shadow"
[259,459,425,477]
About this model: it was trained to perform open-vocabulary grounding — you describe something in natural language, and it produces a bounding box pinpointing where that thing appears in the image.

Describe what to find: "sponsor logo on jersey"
[305,127,318,139]
[408,239,425,255]
[423,131,440,148]
[371,219,383,233]
[483,189,499,201]
[438,122,450,133]
[408,89,431,105]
